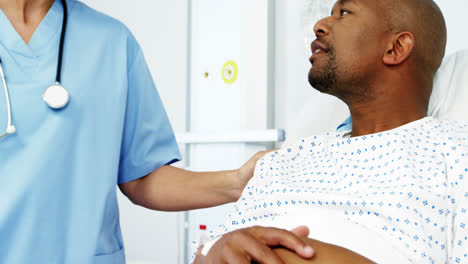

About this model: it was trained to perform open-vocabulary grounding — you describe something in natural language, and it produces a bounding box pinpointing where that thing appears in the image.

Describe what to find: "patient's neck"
[345,78,429,138]
[349,107,427,138]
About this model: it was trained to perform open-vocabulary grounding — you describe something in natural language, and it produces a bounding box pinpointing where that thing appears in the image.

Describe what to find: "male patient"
[195,0,468,263]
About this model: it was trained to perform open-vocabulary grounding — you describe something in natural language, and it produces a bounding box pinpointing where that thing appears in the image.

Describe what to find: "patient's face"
[308,0,389,98]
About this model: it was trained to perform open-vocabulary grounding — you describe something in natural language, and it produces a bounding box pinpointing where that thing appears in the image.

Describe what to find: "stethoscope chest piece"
[43,82,70,109]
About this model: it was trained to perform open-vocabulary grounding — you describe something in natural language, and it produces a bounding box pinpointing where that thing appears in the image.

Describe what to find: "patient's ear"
[383,32,415,66]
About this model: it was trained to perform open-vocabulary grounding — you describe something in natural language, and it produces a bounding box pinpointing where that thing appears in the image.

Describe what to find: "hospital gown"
[197,117,468,264]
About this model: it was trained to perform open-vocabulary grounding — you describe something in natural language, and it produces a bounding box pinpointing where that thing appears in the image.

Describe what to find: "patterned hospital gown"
[197,117,468,263]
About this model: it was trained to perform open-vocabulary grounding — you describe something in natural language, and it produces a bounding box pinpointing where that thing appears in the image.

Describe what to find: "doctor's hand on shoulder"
[194,226,314,264]
[238,149,277,188]
[119,149,276,212]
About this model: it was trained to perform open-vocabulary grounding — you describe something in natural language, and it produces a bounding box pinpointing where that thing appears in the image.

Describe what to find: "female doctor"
[0,0,313,263]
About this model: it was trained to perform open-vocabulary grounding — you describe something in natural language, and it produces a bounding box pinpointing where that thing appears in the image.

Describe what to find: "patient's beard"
[308,45,337,94]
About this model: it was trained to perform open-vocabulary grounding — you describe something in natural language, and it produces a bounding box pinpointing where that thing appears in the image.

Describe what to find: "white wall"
[436,0,468,55]
[79,1,187,263]
[274,0,349,146]
[185,0,273,262]
[80,0,188,133]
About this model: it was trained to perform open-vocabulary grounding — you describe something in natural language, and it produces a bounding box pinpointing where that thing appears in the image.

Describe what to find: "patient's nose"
[314,17,331,38]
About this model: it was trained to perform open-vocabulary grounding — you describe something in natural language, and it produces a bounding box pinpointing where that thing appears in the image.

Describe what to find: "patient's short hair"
[384,0,447,75]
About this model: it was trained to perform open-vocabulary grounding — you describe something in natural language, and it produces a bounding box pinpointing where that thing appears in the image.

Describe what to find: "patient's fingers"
[193,246,204,264]
[290,226,310,238]
[248,226,315,259]
[195,226,314,264]
[224,233,284,264]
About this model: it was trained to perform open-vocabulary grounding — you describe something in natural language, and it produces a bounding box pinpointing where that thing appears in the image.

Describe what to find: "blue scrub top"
[0,1,181,263]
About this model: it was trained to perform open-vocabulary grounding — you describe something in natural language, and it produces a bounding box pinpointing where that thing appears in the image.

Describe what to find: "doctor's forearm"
[119,165,243,211]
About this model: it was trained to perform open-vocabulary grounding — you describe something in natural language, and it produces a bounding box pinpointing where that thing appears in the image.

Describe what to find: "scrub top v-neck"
[0,1,181,263]
[0,0,63,76]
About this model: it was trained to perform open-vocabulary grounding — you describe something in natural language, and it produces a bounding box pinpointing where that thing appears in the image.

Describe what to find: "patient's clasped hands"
[194,226,314,264]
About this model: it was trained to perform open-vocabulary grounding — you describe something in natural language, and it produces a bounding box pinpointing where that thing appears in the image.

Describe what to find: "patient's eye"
[340,9,351,16]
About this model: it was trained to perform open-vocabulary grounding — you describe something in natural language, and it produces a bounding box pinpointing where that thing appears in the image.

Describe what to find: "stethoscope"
[0,0,69,139]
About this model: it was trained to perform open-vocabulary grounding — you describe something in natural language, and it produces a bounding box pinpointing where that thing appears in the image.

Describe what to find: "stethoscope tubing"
[0,60,14,139]
[56,0,67,83]
[0,0,68,139]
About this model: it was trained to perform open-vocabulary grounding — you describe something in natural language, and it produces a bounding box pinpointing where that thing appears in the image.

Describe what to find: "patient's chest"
[252,130,452,263]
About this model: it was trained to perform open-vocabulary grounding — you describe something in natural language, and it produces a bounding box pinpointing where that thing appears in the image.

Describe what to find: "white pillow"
[429,50,468,122]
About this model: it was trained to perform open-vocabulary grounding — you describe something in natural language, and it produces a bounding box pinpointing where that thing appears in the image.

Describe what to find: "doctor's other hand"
[194,226,314,264]
[236,149,277,193]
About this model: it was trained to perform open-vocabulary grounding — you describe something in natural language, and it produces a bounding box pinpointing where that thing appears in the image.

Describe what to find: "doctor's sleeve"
[118,45,182,185]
